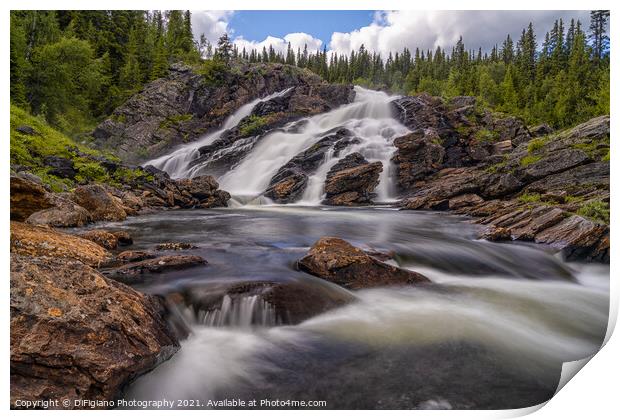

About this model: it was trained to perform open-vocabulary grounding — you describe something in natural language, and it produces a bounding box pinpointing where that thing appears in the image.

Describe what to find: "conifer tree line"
[10,10,201,135]
[224,11,609,128]
[10,10,610,137]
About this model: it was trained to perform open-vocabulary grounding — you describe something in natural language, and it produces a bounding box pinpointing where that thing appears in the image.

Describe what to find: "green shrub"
[474,128,499,143]
[238,115,269,137]
[527,137,549,154]
[74,159,109,184]
[602,149,610,161]
[197,59,228,86]
[577,200,610,224]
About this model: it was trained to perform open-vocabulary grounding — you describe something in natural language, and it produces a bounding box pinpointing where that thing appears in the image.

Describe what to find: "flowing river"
[119,86,611,409]
[93,206,609,409]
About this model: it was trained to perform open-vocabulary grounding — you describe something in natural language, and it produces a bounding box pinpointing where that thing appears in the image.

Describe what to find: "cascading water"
[145,88,293,179]
[218,86,409,204]
[194,295,278,328]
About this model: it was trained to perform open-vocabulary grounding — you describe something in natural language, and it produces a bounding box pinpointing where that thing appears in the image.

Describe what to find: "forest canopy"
[10,10,610,138]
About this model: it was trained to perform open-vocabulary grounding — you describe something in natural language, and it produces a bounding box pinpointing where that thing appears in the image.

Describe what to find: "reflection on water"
[91,206,609,409]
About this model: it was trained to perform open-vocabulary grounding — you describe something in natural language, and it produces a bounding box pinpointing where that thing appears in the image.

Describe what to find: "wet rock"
[393,131,445,190]
[72,184,127,222]
[198,190,231,208]
[10,254,179,407]
[323,153,383,206]
[185,279,356,326]
[264,173,308,203]
[176,175,220,200]
[10,175,54,221]
[155,242,198,251]
[112,230,133,246]
[298,237,430,289]
[79,230,120,250]
[102,255,207,283]
[11,222,111,267]
[265,128,354,203]
[116,250,158,263]
[480,226,512,241]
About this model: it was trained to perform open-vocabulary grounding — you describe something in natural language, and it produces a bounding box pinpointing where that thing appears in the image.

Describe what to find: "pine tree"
[589,10,610,63]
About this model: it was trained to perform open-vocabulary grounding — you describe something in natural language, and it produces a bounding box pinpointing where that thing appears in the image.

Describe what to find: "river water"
[94,205,609,409]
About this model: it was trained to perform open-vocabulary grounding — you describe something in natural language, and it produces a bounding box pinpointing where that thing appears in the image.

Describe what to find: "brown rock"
[26,196,91,228]
[155,242,198,250]
[323,153,383,206]
[10,222,111,267]
[10,175,54,221]
[72,184,127,222]
[112,230,133,246]
[480,226,512,241]
[448,194,484,210]
[298,237,430,290]
[535,215,607,251]
[79,230,120,250]
[116,250,158,263]
[102,255,207,283]
[10,255,179,407]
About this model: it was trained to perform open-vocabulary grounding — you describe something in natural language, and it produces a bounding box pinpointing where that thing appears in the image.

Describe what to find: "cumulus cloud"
[328,10,591,56]
[232,32,323,55]
[191,11,234,43]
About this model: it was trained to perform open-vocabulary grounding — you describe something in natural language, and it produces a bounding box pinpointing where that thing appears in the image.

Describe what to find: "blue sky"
[192,10,593,56]
[229,10,375,44]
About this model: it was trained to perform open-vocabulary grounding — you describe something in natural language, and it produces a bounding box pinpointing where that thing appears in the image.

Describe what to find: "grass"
[11,105,152,190]
[602,149,610,161]
[518,192,542,204]
[520,155,542,166]
[527,136,549,154]
[572,141,610,160]
[576,200,610,225]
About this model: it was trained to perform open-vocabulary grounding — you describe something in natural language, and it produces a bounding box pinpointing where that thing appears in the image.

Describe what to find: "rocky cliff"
[93,62,354,164]
[390,95,610,262]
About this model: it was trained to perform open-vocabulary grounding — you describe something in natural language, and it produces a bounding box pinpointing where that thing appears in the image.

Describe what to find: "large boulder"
[265,128,355,203]
[11,222,111,267]
[10,255,179,407]
[298,237,430,289]
[26,195,91,228]
[10,175,54,221]
[392,130,445,190]
[323,153,383,206]
[72,184,127,222]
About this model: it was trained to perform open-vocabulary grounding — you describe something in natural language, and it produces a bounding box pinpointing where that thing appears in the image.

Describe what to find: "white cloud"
[328,10,591,56]
[191,11,234,44]
[232,32,323,55]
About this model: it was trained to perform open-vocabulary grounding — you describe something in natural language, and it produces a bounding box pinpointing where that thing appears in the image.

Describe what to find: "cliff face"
[391,95,610,262]
[92,62,355,164]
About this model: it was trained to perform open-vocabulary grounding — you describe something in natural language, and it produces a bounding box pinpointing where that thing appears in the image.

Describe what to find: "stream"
[92,205,609,409]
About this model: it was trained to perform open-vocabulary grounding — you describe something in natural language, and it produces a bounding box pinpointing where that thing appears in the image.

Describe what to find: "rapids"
[90,206,609,409]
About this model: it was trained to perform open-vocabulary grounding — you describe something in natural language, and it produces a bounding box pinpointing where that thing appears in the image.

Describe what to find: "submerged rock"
[298,237,430,289]
[182,279,356,326]
[10,255,179,407]
[155,242,198,250]
[11,222,111,267]
[323,153,383,206]
[102,255,207,283]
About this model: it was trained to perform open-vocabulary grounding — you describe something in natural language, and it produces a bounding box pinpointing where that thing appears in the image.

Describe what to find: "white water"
[127,266,609,403]
[145,89,293,179]
[218,87,409,204]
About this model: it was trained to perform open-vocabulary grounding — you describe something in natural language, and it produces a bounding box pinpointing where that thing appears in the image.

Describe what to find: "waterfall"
[145,88,293,179]
[193,294,279,328]
[218,86,409,203]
